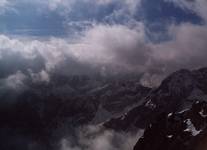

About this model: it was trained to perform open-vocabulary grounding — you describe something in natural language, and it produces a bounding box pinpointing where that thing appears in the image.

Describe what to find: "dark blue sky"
[0,0,203,38]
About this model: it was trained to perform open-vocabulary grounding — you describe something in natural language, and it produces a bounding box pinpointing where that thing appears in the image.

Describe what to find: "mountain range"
[1,67,207,150]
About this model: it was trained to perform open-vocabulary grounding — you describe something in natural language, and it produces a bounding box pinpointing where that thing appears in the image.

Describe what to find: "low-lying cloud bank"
[60,125,144,150]
[0,125,144,150]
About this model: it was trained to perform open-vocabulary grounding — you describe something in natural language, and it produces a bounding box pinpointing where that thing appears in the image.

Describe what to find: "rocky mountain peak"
[133,100,207,150]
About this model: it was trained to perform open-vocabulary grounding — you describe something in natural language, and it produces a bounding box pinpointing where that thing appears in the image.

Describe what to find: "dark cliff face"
[133,101,207,150]
[127,67,207,150]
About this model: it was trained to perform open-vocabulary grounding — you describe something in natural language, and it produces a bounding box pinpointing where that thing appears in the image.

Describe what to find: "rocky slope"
[134,101,207,150]
[2,67,207,150]
[102,67,207,150]
[104,68,207,131]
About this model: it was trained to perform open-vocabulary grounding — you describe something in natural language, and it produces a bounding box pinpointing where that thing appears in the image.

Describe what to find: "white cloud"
[0,0,9,7]
[60,125,144,150]
[151,23,207,69]
[29,70,50,83]
[5,71,27,89]
[71,23,147,70]
[124,0,141,14]
[46,0,75,11]
[142,23,207,87]
[0,35,67,70]
[0,23,147,72]
[95,0,141,14]
[0,0,11,14]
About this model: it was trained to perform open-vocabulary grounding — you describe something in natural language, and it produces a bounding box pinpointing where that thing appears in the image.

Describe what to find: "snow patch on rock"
[184,119,202,136]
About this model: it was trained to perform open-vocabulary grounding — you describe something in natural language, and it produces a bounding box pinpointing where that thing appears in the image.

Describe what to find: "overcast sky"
[0,0,207,86]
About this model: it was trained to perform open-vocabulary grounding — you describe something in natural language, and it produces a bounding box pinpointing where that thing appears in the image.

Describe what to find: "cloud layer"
[1,23,207,86]
[60,126,144,150]
[0,0,207,88]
